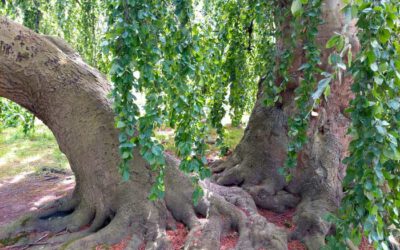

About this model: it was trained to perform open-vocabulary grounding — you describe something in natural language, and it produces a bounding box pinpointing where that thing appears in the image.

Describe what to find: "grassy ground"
[156,126,244,155]
[0,122,69,180]
[0,122,244,180]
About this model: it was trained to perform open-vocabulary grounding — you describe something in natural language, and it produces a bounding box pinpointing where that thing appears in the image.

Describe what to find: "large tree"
[212,0,358,247]
[0,0,399,249]
[0,14,288,250]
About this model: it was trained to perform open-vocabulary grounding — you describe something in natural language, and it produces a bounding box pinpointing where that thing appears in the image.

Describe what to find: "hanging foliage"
[327,1,400,249]
[284,0,323,178]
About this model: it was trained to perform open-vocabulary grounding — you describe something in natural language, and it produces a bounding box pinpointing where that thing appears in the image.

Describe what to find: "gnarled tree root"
[0,159,291,250]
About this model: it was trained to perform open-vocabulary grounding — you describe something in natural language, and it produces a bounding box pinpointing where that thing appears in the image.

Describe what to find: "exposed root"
[246,184,300,213]
[0,196,104,249]
[36,194,79,218]
[290,197,333,250]
[211,159,300,213]
[61,212,131,250]
[163,156,289,250]
[1,157,295,250]
[204,182,288,250]
[212,163,244,186]
[36,204,94,233]
[0,194,79,240]
[185,217,223,249]
[45,229,92,246]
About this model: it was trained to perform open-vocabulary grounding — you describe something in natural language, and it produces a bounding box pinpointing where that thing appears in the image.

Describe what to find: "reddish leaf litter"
[0,172,375,250]
[258,208,374,250]
[359,237,374,250]
[258,208,305,250]
[50,212,381,250]
[94,223,189,250]
[95,237,131,250]
[220,231,238,250]
[258,208,296,231]
[166,222,188,250]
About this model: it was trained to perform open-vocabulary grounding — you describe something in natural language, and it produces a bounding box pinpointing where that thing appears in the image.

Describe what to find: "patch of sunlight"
[60,177,75,185]
[155,125,244,158]
[32,195,57,208]
[8,171,33,184]
[0,120,70,180]
[20,154,44,165]
[0,154,12,166]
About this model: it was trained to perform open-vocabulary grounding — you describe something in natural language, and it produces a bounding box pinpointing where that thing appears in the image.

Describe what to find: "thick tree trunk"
[213,0,359,249]
[0,15,166,248]
[0,17,291,250]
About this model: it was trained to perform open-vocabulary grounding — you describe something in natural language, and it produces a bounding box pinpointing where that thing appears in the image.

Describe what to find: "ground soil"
[0,172,373,250]
[0,172,74,226]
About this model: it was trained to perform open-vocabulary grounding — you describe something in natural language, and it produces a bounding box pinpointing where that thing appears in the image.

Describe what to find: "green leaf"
[380,242,389,250]
[383,147,400,161]
[376,124,386,135]
[343,5,353,23]
[312,77,332,100]
[374,76,383,85]
[388,99,400,110]
[337,62,346,70]
[122,151,130,159]
[192,185,204,206]
[323,84,331,100]
[122,169,130,181]
[116,121,126,128]
[378,28,390,44]
[370,62,378,72]
[347,49,352,67]
[326,35,340,49]
[291,0,303,16]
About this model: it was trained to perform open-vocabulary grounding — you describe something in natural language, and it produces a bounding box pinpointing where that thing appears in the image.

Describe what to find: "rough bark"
[0,17,289,250]
[213,0,359,249]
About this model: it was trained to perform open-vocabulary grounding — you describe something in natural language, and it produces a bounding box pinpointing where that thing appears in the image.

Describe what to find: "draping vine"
[104,0,268,201]
[0,0,104,134]
[326,1,400,249]
[285,0,323,178]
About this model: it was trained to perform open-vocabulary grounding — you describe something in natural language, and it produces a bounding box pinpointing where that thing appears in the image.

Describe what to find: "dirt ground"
[0,171,74,227]
[0,171,374,250]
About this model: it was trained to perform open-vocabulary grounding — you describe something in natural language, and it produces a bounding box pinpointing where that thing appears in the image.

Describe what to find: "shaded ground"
[0,171,74,249]
[0,171,74,227]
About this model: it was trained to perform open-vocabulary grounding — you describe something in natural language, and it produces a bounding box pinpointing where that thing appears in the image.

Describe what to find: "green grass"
[155,125,244,157]
[220,126,244,149]
[0,122,69,180]
[0,121,244,180]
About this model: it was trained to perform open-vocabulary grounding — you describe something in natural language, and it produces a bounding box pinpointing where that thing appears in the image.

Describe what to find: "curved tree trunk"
[0,17,291,250]
[213,0,359,248]
[0,15,166,248]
